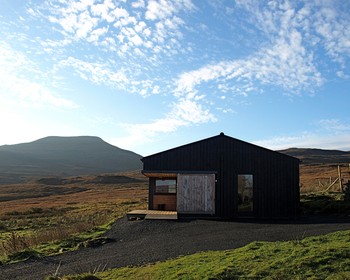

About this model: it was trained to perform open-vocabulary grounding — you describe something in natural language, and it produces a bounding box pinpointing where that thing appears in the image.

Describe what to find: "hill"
[0,136,142,183]
[279,148,350,165]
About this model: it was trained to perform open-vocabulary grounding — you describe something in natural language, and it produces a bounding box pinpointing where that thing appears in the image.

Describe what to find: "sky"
[1,0,350,156]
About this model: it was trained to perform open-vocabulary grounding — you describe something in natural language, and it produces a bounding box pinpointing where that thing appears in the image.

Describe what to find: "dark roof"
[141,133,299,162]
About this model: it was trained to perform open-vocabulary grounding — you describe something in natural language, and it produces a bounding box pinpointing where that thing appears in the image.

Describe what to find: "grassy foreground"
[0,175,148,264]
[300,192,350,216]
[49,229,350,280]
[0,199,146,264]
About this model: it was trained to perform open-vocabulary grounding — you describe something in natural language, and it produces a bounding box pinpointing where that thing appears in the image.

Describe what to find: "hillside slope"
[0,136,142,180]
[279,148,350,165]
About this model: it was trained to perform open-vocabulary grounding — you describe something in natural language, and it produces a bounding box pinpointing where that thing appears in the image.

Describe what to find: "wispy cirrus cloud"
[3,0,350,152]
[0,42,77,109]
[318,119,350,133]
[58,56,164,96]
[59,57,129,86]
[313,3,350,65]
[101,0,350,149]
[237,1,350,66]
[255,118,350,151]
[114,96,216,150]
[254,132,350,151]
[30,0,197,100]
[175,1,324,101]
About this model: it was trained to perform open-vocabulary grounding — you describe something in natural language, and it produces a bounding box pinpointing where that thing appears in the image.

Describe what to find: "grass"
[301,192,350,216]
[1,207,125,263]
[2,166,350,278]
[300,164,350,193]
[0,174,148,264]
[0,200,147,263]
[46,229,350,280]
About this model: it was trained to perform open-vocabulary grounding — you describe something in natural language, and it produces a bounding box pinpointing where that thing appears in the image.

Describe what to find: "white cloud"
[254,133,350,151]
[59,57,128,86]
[0,42,77,109]
[109,1,336,150]
[9,0,349,151]
[237,1,350,66]
[318,119,350,132]
[88,26,109,43]
[174,1,327,100]
[145,0,194,21]
[170,98,216,124]
[42,0,195,61]
[313,4,350,63]
[59,56,165,97]
[175,39,322,98]
[114,94,216,150]
[255,118,350,151]
[40,38,73,53]
[115,117,186,150]
[132,0,145,9]
[90,0,116,22]
[152,85,160,94]
[336,71,350,79]
[129,33,143,46]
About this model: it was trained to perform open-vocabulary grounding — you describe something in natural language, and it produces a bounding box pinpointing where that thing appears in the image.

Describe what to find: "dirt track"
[2,216,350,280]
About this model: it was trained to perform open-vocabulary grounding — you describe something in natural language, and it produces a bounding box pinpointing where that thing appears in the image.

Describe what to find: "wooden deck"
[127,210,178,220]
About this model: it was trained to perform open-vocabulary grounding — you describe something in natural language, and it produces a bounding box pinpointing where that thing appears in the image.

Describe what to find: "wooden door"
[177,174,215,214]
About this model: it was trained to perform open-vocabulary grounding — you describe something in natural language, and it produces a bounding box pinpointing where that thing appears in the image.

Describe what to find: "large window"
[237,174,253,213]
[155,179,177,194]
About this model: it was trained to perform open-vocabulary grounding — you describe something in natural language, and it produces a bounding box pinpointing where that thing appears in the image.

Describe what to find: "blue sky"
[1,0,350,156]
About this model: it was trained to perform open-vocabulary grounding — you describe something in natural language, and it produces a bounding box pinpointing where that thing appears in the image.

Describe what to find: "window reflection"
[238,174,253,213]
[155,179,177,194]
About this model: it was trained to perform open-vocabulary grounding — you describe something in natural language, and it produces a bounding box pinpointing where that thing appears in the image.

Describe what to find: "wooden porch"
[127,210,178,220]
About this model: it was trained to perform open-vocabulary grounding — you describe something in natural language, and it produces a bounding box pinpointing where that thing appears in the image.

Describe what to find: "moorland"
[0,137,350,279]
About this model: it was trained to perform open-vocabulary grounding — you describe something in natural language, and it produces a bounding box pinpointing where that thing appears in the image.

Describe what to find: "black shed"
[141,133,300,219]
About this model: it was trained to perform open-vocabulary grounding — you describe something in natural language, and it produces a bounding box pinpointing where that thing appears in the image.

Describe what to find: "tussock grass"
[0,172,148,263]
[0,198,146,263]
[301,192,350,216]
[59,230,350,280]
[300,164,350,193]
[0,186,147,264]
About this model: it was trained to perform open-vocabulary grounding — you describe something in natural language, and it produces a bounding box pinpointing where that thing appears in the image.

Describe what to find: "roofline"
[142,170,219,174]
[141,133,300,162]
[142,170,219,178]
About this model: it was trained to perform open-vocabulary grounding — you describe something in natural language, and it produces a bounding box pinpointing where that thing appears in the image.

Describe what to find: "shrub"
[344,182,350,201]
[8,249,42,262]
[0,222,7,231]
[1,232,29,254]
[45,274,102,280]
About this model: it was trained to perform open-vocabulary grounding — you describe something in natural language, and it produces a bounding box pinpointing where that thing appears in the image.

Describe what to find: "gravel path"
[2,216,350,280]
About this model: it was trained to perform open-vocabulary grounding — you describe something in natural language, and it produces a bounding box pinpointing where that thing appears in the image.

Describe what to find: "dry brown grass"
[300,164,350,193]
[0,177,148,215]
[1,166,349,261]
[0,171,149,260]
[2,166,349,212]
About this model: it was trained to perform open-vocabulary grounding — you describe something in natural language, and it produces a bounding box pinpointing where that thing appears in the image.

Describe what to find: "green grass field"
[47,229,350,280]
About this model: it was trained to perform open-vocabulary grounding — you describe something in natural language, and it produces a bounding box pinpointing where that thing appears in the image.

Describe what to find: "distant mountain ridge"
[0,136,142,183]
[279,148,350,165]
[1,138,349,184]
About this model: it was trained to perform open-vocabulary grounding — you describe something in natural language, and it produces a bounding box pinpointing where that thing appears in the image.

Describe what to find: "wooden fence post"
[338,165,343,192]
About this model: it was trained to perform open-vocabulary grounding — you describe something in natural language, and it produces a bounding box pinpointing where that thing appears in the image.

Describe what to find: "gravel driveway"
[2,216,350,280]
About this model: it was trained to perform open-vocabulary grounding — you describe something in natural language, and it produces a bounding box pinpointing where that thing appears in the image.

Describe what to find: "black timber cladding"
[142,133,300,219]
